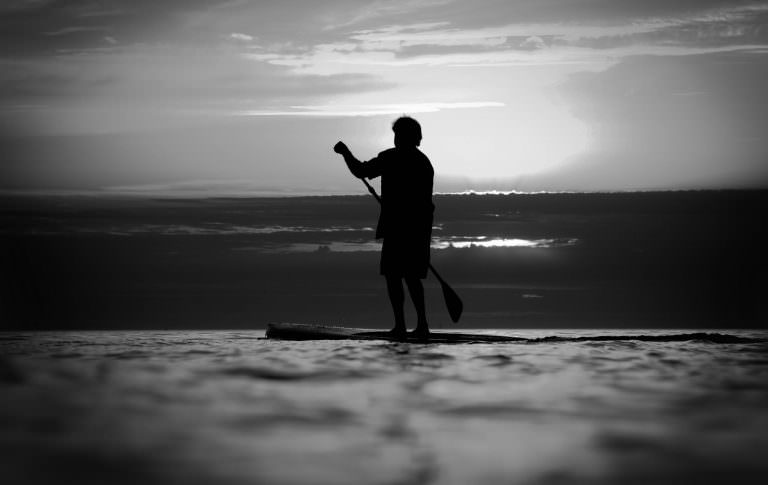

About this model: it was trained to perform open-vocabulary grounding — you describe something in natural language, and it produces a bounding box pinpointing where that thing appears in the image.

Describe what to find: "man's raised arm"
[334,141,370,179]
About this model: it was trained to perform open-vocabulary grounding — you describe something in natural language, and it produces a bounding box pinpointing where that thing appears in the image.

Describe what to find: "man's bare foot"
[410,326,430,341]
[388,327,407,341]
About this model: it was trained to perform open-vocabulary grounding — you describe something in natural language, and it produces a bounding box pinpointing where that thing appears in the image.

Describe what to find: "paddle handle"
[361,178,382,204]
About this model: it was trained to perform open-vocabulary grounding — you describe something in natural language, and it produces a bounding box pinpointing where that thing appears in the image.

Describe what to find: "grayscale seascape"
[3,1,768,483]
[2,329,767,485]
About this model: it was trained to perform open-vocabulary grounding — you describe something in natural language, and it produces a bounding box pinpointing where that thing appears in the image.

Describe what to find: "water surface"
[2,330,767,484]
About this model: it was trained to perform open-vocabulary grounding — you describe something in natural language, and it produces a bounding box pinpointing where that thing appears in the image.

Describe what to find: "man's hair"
[392,116,422,146]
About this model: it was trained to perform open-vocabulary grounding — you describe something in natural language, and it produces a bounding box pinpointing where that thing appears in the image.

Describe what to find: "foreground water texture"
[2,330,767,484]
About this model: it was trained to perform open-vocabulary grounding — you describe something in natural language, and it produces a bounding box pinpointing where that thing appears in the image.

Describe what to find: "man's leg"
[386,275,406,336]
[405,277,429,335]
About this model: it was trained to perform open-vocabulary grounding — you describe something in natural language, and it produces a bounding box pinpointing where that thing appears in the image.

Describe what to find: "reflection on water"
[4,213,577,253]
[6,223,376,236]
[431,237,578,249]
[94,224,375,236]
[1,330,766,485]
[270,241,382,252]
[239,237,579,253]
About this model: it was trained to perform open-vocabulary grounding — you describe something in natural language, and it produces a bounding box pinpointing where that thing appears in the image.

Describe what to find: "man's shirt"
[356,147,434,240]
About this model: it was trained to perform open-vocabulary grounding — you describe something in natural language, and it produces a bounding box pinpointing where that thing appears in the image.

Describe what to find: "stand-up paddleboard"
[266,322,525,343]
[266,323,762,344]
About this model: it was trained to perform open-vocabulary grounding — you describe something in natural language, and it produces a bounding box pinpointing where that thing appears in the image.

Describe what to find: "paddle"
[360,177,463,323]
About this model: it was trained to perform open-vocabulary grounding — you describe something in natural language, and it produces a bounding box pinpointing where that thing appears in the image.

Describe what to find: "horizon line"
[1,187,767,199]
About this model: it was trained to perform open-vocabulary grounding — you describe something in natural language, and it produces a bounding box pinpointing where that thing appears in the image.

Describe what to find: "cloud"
[325,0,456,30]
[229,32,254,42]
[249,3,768,73]
[77,8,125,19]
[44,25,108,36]
[0,0,236,55]
[250,39,767,75]
[519,36,546,50]
[0,42,400,136]
[235,101,505,117]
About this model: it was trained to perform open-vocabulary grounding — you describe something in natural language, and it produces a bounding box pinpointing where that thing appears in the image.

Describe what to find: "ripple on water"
[216,366,378,381]
[50,352,85,359]
[470,354,513,367]
[414,352,455,361]
[180,349,216,355]
[226,407,358,430]
[437,402,544,419]
[103,350,154,360]
[0,335,30,342]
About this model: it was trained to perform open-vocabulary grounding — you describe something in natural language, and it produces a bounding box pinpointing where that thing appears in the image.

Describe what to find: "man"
[333,116,434,340]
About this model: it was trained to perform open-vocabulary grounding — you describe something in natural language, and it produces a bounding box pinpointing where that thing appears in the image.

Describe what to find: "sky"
[1,0,767,195]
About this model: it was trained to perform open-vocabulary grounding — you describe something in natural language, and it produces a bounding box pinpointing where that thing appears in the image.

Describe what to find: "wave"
[528,332,764,344]
[218,366,377,381]
[266,325,764,344]
[11,224,376,236]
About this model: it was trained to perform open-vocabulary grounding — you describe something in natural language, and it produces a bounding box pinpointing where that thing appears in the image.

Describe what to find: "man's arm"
[334,141,379,179]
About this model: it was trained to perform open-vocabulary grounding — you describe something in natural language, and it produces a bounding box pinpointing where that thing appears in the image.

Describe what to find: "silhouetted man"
[334,117,434,339]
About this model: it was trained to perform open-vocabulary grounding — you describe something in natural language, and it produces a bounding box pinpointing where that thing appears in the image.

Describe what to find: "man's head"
[392,116,422,148]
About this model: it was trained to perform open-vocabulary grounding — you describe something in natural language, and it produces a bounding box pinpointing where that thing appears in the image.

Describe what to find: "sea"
[1,329,767,485]
[2,191,766,329]
[1,191,766,483]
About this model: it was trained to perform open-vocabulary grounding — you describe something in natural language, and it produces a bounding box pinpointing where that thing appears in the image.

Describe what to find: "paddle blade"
[440,280,463,323]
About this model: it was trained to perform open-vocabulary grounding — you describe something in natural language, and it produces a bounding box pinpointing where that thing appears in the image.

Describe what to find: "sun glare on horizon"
[420,97,590,180]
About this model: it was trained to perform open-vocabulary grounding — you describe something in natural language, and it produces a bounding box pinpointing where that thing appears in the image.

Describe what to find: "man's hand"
[335,141,365,179]
[333,141,349,155]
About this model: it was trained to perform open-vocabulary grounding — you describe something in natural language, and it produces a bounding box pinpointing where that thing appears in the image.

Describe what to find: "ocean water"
[3,192,765,329]
[2,330,767,485]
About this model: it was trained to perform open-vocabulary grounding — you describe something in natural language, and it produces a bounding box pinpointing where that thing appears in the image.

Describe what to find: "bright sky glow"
[1,0,767,194]
[235,102,506,117]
